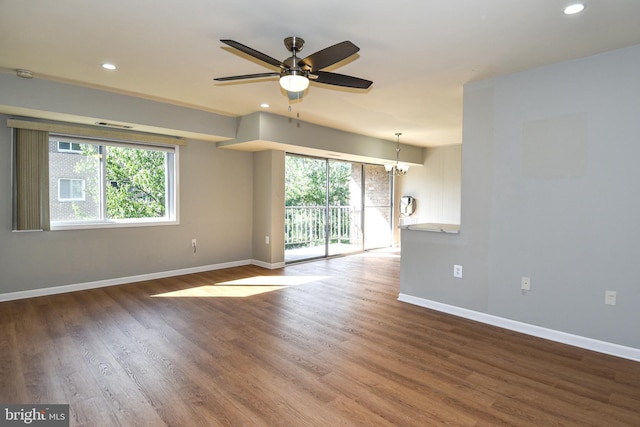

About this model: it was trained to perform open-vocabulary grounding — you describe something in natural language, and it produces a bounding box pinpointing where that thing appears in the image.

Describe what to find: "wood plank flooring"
[1,250,639,426]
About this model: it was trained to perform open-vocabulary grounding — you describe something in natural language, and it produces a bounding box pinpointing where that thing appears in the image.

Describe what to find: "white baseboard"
[252,259,286,269]
[398,293,640,362]
[0,259,261,302]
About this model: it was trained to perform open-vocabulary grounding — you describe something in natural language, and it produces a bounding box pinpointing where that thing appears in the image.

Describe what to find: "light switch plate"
[605,290,616,306]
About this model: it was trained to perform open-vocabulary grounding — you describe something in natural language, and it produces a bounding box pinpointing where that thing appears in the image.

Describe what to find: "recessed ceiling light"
[260,103,270,108]
[564,3,585,15]
[101,63,117,70]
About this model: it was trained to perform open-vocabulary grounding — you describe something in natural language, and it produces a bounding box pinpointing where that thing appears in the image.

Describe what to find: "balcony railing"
[285,205,361,249]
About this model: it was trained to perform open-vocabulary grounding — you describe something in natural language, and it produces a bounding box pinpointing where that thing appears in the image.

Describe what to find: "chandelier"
[385,132,410,176]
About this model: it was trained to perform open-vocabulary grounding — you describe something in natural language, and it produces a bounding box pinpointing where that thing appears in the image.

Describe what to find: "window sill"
[51,219,178,231]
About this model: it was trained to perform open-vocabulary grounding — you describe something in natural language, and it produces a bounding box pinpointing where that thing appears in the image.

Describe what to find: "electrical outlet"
[605,290,616,306]
[191,238,197,247]
[453,264,463,278]
[521,276,531,291]
[265,236,270,245]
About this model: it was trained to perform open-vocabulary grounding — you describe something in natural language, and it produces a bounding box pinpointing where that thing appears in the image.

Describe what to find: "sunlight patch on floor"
[357,248,400,258]
[151,275,329,298]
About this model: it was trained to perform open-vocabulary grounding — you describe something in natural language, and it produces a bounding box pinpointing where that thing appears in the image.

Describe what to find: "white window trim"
[51,217,179,231]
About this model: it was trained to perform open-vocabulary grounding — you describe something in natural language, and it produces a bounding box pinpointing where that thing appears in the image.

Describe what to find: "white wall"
[400,44,640,350]
[399,145,461,225]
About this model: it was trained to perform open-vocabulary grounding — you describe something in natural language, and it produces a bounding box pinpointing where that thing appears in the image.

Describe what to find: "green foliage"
[285,156,354,249]
[75,144,167,219]
[328,162,351,205]
[105,146,166,219]
[285,156,351,206]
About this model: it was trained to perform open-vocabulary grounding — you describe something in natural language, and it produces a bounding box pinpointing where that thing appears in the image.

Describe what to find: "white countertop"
[399,223,460,234]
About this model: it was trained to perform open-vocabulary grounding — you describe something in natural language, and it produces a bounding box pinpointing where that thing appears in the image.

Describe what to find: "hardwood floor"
[1,250,639,426]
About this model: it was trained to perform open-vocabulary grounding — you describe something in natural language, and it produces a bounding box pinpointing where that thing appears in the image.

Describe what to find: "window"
[58,178,85,201]
[49,135,178,229]
[57,140,82,153]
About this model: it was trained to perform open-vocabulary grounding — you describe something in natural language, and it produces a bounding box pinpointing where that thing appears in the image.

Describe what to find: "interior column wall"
[252,150,285,267]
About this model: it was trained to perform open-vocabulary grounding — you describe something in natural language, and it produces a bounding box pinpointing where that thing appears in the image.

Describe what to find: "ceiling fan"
[214,37,373,96]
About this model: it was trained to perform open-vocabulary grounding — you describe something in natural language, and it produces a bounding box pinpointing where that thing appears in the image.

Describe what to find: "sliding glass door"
[327,160,363,257]
[364,164,393,249]
[284,156,327,261]
[285,155,391,263]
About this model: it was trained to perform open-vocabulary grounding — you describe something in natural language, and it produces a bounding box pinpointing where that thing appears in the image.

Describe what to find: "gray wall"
[0,72,236,141]
[0,118,254,294]
[252,150,285,266]
[225,111,424,165]
[400,44,640,349]
[0,71,428,295]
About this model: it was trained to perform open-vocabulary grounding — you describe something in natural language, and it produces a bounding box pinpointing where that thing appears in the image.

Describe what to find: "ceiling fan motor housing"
[281,36,309,92]
[284,36,305,54]
[280,68,308,79]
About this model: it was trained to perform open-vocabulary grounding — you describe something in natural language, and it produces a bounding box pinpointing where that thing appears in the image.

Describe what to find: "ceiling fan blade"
[298,41,360,72]
[220,39,283,68]
[312,71,372,89]
[214,72,280,82]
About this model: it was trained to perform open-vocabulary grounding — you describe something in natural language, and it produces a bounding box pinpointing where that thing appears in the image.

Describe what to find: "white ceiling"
[1,1,639,147]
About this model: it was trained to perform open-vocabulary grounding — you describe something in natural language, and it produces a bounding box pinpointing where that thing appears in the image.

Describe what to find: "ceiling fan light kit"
[214,36,372,98]
[280,70,309,93]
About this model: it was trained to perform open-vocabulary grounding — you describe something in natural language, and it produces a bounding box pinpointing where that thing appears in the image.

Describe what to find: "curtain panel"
[14,128,50,231]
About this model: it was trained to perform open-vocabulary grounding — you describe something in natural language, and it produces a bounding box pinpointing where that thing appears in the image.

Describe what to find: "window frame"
[49,134,179,231]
